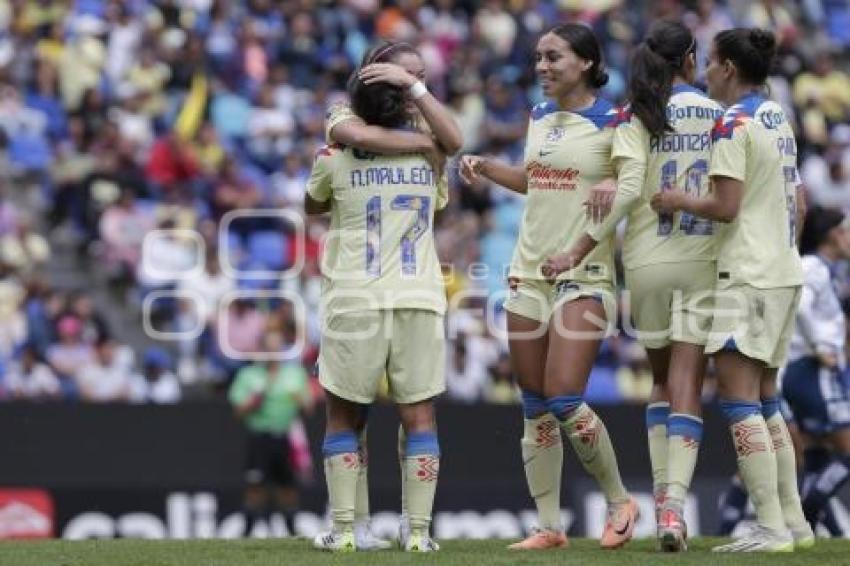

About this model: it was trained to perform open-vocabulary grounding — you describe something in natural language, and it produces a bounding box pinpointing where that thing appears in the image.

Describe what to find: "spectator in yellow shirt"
[793,51,850,126]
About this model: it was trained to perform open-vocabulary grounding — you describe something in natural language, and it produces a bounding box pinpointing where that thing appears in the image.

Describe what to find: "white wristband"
[409,80,428,100]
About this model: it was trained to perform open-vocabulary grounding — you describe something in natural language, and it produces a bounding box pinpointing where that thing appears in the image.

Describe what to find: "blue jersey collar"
[671,83,705,96]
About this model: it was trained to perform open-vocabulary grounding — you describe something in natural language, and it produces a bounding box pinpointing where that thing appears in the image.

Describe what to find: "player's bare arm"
[584,177,617,223]
[541,233,598,282]
[359,62,462,155]
[330,118,434,155]
[459,155,527,194]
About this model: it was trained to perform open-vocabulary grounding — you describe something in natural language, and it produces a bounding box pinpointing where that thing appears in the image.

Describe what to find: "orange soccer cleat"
[507,528,568,550]
[600,497,639,549]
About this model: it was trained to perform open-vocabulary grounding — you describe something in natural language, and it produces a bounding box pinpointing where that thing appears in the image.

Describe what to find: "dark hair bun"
[749,28,776,56]
[591,68,609,88]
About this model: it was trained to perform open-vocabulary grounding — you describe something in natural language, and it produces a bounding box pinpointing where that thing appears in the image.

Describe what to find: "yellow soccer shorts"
[504,278,616,334]
[319,308,446,404]
[624,260,716,350]
[705,282,802,369]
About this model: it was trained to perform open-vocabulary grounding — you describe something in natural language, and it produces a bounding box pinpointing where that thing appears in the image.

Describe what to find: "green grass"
[0,538,847,566]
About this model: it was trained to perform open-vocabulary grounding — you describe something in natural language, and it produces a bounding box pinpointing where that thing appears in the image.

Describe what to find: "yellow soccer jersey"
[709,93,803,288]
[589,85,724,270]
[324,102,358,142]
[322,102,446,203]
[307,143,447,314]
[510,98,627,284]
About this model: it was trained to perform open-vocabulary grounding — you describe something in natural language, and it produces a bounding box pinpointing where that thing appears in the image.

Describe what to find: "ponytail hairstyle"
[628,21,696,138]
[547,23,609,89]
[347,41,419,128]
[714,28,777,86]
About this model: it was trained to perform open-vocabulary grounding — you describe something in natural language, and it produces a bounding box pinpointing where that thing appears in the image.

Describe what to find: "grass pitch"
[0,538,847,565]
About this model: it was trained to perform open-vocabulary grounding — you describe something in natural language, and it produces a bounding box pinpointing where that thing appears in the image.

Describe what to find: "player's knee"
[405,431,440,457]
[650,382,669,402]
[521,389,547,419]
[719,399,761,423]
[399,400,435,433]
[326,411,360,433]
[325,393,362,431]
[322,430,358,457]
[545,395,583,422]
[542,378,584,401]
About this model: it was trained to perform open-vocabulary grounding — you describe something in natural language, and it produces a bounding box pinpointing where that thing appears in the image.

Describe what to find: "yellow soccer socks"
[666,413,703,509]
[550,396,629,505]
[720,400,786,533]
[646,402,670,502]
[521,391,564,531]
[323,431,360,533]
[403,431,440,537]
[763,398,809,533]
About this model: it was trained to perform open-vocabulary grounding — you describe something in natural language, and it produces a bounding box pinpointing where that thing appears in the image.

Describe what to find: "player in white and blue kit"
[783,206,850,530]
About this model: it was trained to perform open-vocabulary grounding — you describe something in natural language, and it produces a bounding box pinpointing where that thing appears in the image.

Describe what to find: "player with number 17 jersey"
[307,146,448,317]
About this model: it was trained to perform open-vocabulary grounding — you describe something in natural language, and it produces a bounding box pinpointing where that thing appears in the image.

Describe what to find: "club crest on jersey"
[546,127,566,143]
[760,109,785,129]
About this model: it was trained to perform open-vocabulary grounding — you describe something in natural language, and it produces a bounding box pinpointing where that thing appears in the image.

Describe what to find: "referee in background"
[229,331,310,537]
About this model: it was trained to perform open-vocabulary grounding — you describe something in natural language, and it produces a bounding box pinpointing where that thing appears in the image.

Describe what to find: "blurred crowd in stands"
[0,0,848,404]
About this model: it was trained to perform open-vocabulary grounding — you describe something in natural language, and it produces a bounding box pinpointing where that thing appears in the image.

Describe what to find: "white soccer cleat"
[404,531,440,552]
[711,525,794,553]
[790,523,815,550]
[313,529,356,552]
[354,521,392,551]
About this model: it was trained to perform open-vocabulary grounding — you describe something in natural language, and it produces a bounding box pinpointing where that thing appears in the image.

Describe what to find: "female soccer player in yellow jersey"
[652,28,812,552]
[326,41,462,171]
[543,21,723,552]
[460,23,638,551]
[307,44,455,554]
[321,41,462,551]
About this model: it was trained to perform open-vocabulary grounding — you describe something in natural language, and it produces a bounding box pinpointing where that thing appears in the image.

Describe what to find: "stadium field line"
[0,537,846,565]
